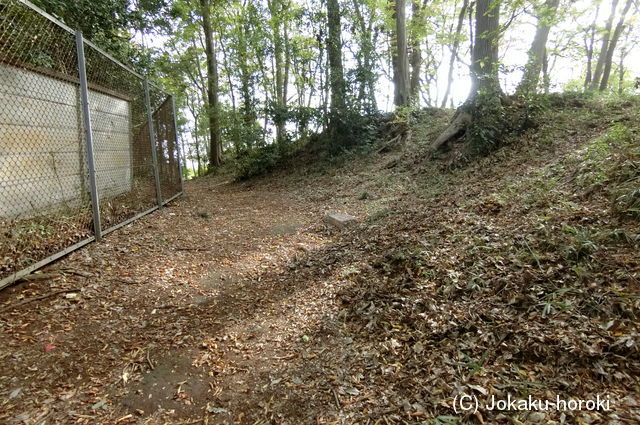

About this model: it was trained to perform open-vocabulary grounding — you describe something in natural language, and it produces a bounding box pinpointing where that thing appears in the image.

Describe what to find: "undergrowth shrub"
[233,110,380,180]
[464,92,552,158]
[574,121,640,218]
[545,91,597,108]
[562,225,599,262]
[609,130,640,218]
[465,91,508,157]
[326,110,379,153]
[234,143,290,180]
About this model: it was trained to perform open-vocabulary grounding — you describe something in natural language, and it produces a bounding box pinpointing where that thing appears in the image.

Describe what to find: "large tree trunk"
[590,0,619,91]
[327,0,346,133]
[470,0,501,96]
[392,0,410,107]
[515,0,559,95]
[441,0,469,108]
[431,0,501,153]
[599,0,633,91]
[200,0,221,168]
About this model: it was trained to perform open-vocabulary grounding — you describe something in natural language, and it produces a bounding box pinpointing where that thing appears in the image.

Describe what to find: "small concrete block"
[324,212,357,228]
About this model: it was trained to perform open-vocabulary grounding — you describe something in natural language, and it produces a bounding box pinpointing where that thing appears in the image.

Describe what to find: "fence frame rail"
[0,0,184,290]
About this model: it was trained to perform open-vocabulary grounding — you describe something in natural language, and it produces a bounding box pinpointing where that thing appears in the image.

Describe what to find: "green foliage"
[465,91,508,157]
[234,143,294,180]
[607,229,640,246]
[607,125,640,218]
[565,119,640,219]
[544,91,597,108]
[182,167,195,180]
[31,0,131,40]
[31,0,162,72]
[562,225,599,262]
[13,220,54,238]
[614,187,640,217]
[507,93,550,132]
[464,91,577,160]
[327,110,379,153]
[233,107,380,179]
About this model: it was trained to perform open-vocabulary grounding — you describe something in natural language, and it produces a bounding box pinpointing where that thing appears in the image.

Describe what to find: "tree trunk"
[408,0,423,101]
[515,0,559,95]
[327,0,346,130]
[431,0,502,153]
[599,0,633,91]
[200,0,221,168]
[283,23,290,111]
[366,8,379,110]
[351,0,377,112]
[185,96,202,176]
[351,0,366,109]
[542,48,550,94]
[179,128,188,178]
[583,5,600,88]
[470,0,501,96]
[617,28,630,95]
[441,0,469,108]
[590,0,619,91]
[467,1,474,67]
[618,53,625,95]
[195,136,202,176]
[431,110,472,151]
[238,18,256,150]
[268,0,287,145]
[254,42,271,145]
[393,0,410,107]
[193,115,202,176]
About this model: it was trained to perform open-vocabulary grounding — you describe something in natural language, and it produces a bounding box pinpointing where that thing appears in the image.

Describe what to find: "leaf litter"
[0,101,639,424]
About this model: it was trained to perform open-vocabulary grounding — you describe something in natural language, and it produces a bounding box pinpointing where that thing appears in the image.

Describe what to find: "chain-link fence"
[0,0,183,289]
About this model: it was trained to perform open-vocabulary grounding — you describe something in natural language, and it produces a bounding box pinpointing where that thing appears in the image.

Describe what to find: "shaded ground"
[0,177,343,424]
[1,98,639,424]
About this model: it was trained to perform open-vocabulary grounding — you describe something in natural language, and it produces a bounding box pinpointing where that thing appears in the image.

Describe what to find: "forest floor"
[1,96,639,425]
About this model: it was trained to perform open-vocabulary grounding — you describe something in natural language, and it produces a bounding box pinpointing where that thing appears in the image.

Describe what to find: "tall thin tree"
[515,0,560,95]
[327,0,347,136]
[200,0,222,168]
[392,0,410,106]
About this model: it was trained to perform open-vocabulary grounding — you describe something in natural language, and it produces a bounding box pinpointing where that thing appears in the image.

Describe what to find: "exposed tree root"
[430,109,471,152]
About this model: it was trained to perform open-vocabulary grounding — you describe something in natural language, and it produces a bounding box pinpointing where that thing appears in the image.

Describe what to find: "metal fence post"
[144,79,163,206]
[75,31,102,241]
[170,95,185,191]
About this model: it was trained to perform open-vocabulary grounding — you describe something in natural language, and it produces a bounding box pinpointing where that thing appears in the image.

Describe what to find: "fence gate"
[0,0,184,289]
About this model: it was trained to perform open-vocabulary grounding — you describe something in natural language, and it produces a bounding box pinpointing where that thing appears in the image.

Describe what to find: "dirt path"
[3,102,639,424]
[0,176,358,424]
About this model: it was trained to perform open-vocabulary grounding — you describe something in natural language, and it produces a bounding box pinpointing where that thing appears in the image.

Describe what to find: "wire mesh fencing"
[0,0,183,289]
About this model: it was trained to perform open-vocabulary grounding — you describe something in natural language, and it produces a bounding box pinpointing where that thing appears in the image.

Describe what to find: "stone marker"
[324,212,357,228]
